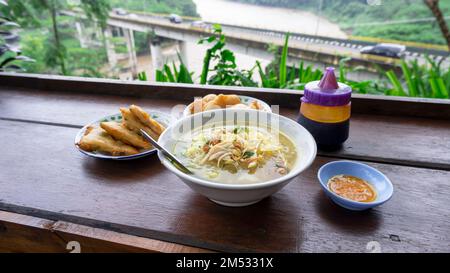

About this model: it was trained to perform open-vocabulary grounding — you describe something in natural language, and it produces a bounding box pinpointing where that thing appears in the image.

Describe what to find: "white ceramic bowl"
[157,109,317,207]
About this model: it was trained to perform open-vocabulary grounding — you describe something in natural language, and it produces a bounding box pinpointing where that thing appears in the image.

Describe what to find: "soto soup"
[173,124,297,184]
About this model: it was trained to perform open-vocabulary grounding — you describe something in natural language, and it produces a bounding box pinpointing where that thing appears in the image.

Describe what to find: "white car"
[169,14,182,24]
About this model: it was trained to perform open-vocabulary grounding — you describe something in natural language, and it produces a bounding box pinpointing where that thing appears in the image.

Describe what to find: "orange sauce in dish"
[328,175,377,202]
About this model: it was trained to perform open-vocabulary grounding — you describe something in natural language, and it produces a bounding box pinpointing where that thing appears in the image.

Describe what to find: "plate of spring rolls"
[75,105,172,160]
[183,93,272,117]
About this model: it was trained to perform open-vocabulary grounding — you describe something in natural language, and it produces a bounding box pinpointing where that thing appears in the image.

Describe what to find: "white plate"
[74,110,172,160]
[183,95,272,117]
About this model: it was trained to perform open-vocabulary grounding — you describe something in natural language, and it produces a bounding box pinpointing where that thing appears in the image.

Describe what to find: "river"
[193,0,347,38]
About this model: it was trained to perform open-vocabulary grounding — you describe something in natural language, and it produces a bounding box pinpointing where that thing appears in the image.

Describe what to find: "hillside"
[109,0,198,17]
[230,0,450,45]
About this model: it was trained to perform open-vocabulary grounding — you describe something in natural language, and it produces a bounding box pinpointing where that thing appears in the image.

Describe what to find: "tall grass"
[385,57,449,99]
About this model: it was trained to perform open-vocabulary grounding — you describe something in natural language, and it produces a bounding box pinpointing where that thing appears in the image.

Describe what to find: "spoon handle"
[140,129,193,174]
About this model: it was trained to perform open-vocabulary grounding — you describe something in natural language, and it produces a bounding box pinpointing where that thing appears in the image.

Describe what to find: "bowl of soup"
[157,108,317,207]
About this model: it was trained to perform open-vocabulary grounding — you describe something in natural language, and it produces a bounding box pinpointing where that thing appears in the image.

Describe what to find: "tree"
[3,0,110,75]
[424,0,450,51]
[0,0,34,72]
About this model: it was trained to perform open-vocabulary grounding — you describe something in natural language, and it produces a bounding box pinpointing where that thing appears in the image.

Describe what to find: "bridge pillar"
[124,28,138,77]
[178,40,189,69]
[75,21,87,48]
[150,39,164,71]
[103,26,117,68]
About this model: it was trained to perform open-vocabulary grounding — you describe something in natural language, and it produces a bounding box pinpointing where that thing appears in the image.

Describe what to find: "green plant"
[256,33,322,89]
[385,57,449,98]
[338,57,386,95]
[137,71,147,81]
[0,0,34,72]
[3,0,110,75]
[153,53,194,84]
[198,24,257,87]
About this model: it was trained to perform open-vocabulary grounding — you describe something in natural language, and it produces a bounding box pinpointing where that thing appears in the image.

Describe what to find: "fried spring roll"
[100,121,151,150]
[78,126,139,156]
[129,105,166,135]
[120,107,161,141]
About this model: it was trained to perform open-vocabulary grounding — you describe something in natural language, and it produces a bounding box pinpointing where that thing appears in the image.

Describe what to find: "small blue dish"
[318,160,394,211]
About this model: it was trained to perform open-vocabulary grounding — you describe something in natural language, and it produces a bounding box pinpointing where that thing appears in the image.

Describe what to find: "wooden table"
[0,73,449,253]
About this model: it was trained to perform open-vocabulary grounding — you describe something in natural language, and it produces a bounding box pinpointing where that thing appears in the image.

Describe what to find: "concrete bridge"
[65,10,448,79]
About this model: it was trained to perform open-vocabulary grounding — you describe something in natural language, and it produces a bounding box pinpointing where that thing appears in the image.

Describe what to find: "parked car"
[360,43,406,58]
[169,14,183,24]
[113,8,128,16]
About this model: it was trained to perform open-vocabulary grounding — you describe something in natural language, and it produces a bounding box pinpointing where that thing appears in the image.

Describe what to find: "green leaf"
[289,64,296,83]
[163,64,175,82]
[339,57,351,82]
[401,60,416,97]
[137,71,147,81]
[436,78,449,98]
[172,62,179,79]
[298,61,304,82]
[212,24,222,33]
[177,63,194,84]
[386,70,407,96]
[279,33,289,87]
[200,49,212,85]
[155,70,167,82]
[256,60,270,88]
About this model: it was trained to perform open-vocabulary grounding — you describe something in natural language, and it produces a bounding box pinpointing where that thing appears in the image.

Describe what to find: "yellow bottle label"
[300,102,351,123]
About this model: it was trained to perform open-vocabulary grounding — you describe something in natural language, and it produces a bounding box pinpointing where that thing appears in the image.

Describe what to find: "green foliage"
[0,0,35,72]
[2,0,110,75]
[338,58,385,95]
[80,0,110,28]
[134,31,151,55]
[153,54,194,84]
[151,27,448,100]
[137,71,147,81]
[17,16,107,77]
[279,33,289,87]
[256,33,322,89]
[197,24,257,87]
[230,0,450,45]
[385,58,449,99]
[108,0,198,17]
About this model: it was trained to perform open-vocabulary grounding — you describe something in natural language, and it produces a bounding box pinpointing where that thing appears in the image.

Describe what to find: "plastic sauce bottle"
[297,67,352,150]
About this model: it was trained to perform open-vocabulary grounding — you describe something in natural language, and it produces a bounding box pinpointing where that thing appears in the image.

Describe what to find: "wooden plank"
[0,211,211,253]
[1,73,450,120]
[0,119,449,252]
[322,114,450,170]
[1,87,449,170]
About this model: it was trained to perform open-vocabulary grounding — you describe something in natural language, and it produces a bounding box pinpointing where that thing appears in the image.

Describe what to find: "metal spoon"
[140,129,193,174]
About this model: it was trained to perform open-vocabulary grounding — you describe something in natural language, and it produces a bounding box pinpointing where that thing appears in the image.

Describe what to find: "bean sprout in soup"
[174,125,297,184]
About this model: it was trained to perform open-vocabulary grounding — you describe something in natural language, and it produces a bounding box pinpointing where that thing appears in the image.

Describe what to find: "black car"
[360,43,406,58]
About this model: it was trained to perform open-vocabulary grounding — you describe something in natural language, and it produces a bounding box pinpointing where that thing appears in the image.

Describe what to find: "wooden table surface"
[0,83,449,253]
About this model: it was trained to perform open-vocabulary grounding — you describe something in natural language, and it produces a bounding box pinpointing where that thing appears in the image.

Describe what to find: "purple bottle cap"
[302,67,352,106]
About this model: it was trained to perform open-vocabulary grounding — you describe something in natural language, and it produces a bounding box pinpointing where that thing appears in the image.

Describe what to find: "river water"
[193,0,347,39]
